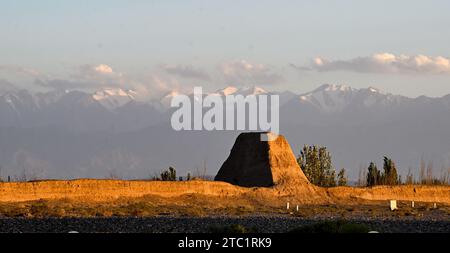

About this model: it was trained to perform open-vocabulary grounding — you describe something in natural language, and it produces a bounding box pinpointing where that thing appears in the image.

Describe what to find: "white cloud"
[220,60,283,85]
[33,64,185,100]
[94,64,114,74]
[76,64,123,80]
[35,64,132,93]
[307,53,450,74]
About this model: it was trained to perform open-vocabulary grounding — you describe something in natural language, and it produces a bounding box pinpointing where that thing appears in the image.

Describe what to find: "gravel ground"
[1,216,449,233]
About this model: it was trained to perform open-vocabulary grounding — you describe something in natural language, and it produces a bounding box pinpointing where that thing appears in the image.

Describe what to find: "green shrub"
[160,167,177,181]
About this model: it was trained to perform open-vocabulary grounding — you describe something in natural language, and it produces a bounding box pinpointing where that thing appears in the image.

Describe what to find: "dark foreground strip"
[0,233,447,252]
[1,217,449,233]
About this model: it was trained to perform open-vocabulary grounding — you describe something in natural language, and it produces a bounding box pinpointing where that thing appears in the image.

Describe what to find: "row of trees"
[297,145,449,187]
[151,166,184,181]
[366,156,399,186]
[152,167,205,181]
[361,158,450,186]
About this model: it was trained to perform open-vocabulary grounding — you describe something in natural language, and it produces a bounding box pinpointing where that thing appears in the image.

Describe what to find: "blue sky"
[1,0,450,97]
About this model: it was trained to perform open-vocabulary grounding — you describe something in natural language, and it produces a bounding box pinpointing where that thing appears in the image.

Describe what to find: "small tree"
[337,168,347,186]
[382,156,399,185]
[297,145,336,187]
[186,173,191,181]
[160,167,177,181]
[366,162,381,187]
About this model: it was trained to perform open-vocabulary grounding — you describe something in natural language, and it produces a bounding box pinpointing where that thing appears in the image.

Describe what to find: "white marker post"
[433,203,437,209]
[390,200,398,211]
[286,202,290,210]
[296,205,299,212]
[411,201,414,208]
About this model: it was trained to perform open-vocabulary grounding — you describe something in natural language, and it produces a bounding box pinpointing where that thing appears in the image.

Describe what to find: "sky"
[1,0,450,98]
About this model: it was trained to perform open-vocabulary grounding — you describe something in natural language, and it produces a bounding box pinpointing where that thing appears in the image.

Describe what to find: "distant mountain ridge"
[1,84,450,180]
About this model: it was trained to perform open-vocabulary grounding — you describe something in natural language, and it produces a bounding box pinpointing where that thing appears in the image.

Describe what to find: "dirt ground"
[0,179,449,219]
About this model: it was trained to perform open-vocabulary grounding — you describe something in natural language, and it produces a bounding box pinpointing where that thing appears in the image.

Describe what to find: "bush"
[160,167,177,181]
[337,168,348,186]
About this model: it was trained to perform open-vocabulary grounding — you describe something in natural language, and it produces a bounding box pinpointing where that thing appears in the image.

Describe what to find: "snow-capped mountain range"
[1,84,432,120]
[92,88,137,110]
[1,84,450,180]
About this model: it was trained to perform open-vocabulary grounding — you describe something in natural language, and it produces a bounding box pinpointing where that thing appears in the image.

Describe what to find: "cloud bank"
[220,60,283,85]
[34,64,180,99]
[308,53,450,74]
[0,65,41,77]
[36,64,136,93]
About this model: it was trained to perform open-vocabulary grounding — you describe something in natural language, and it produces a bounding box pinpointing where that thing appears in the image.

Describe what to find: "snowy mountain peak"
[93,88,136,100]
[297,84,403,112]
[92,88,137,110]
[298,84,354,112]
[217,86,239,96]
[368,87,380,93]
[313,84,354,93]
[162,90,181,99]
[213,85,268,96]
